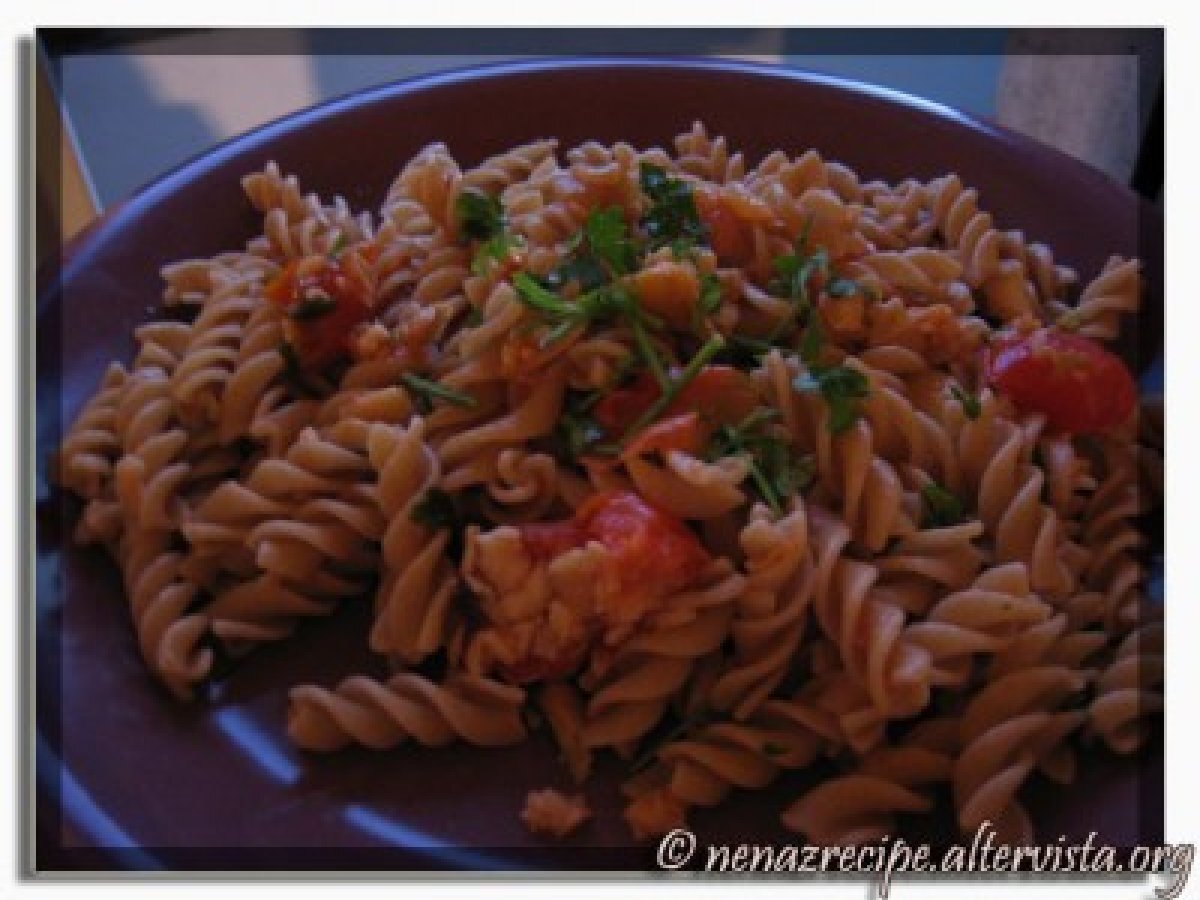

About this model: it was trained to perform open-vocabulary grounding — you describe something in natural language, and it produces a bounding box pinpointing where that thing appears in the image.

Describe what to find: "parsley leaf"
[707,409,814,514]
[583,206,639,277]
[470,232,524,277]
[771,245,829,303]
[799,312,825,367]
[546,254,609,292]
[455,188,504,241]
[550,391,606,461]
[513,273,651,351]
[639,162,706,251]
[547,207,639,291]
[951,384,982,420]
[793,364,870,434]
[699,273,723,315]
[327,233,348,259]
[766,242,830,344]
[921,481,965,528]
[399,373,478,414]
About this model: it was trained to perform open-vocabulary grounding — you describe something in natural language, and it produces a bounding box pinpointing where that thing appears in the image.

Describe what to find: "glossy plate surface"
[36,58,1163,871]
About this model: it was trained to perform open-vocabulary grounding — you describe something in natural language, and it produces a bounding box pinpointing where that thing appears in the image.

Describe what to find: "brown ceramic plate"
[36,58,1164,871]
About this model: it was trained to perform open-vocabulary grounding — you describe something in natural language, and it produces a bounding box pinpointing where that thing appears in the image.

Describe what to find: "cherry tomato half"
[265,256,374,369]
[984,328,1137,434]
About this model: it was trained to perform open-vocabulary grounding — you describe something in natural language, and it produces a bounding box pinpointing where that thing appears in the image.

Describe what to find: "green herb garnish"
[327,233,347,259]
[455,188,504,241]
[921,481,965,528]
[470,232,524,277]
[699,273,723,315]
[707,409,815,514]
[621,333,726,444]
[289,295,338,321]
[765,241,830,344]
[771,245,829,303]
[551,391,607,461]
[547,207,639,290]
[582,206,639,277]
[799,312,825,367]
[793,364,870,434]
[951,384,982,420]
[400,372,478,414]
[639,162,706,251]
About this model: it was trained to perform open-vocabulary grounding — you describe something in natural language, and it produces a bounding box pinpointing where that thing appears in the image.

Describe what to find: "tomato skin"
[673,366,760,426]
[984,329,1137,433]
[622,412,707,459]
[593,373,661,433]
[518,491,710,601]
[265,257,373,368]
[575,491,711,597]
[593,367,760,437]
[520,520,588,562]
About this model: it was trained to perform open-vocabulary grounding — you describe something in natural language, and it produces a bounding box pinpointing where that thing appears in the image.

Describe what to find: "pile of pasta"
[57,123,1162,846]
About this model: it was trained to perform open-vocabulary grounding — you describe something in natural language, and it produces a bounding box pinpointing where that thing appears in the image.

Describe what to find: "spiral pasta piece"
[288,673,527,751]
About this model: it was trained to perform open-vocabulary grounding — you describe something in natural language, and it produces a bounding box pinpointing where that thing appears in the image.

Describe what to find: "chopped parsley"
[455,188,504,241]
[921,480,965,528]
[799,312,825,367]
[327,233,348,259]
[639,162,706,251]
[582,206,639,277]
[470,232,525,277]
[771,245,829,303]
[399,372,478,414]
[951,384,982,420]
[619,333,725,444]
[793,363,870,434]
[550,391,607,461]
[706,409,814,514]
[547,206,639,291]
[698,273,723,314]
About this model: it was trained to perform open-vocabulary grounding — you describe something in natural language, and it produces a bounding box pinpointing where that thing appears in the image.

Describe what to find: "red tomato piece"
[518,491,710,601]
[519,520,588,562]
[265,256,374,369]
[593,367,760,438]
[622,412,708,459]
[575,491,711,598]
[672,366,760,427]
[984,328,1137,433]
[593,373,661,434]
